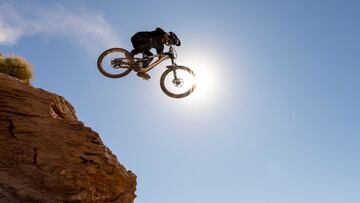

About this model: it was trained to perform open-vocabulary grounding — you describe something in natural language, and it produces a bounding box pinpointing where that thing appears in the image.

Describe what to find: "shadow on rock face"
[0,73,137,203]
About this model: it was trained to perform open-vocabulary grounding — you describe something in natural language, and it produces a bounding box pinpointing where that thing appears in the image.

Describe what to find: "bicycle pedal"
[136,72,151,80]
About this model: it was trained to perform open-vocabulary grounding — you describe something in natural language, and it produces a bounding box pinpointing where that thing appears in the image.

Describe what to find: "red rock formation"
[0,73,136,203]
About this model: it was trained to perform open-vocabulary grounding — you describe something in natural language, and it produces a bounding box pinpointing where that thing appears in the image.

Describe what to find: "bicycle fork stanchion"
[172,68,183,87]
[169,46,178,83]
[172,68,178,80]
[98,45,196,98]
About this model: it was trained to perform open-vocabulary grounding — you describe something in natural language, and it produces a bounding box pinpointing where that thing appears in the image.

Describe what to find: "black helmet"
[169,32,181,46]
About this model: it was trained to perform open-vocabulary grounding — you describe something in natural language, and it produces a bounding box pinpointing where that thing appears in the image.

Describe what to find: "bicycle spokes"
[97,48,132,78]
[98,47,196,98]
[161,67,196,97]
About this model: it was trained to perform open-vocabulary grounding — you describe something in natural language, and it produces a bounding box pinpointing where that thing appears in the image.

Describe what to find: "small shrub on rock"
[0,54,33,84]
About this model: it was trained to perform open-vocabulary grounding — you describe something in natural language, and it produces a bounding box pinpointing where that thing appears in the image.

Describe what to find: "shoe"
[136,72,151,80]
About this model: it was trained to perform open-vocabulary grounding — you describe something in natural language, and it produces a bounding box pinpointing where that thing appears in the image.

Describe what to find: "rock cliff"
[0,73,136,203]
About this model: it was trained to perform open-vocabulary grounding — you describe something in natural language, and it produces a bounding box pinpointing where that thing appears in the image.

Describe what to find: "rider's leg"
[130,35,151,56]
[128,48,141,62]
[155,45,164,55]
[130,44,151,60]
[131,43,151,54]
[135,49,153,80]
[128,37,149,63]
[143,50,154,68]
[128,45,148,68]
[130,37,152,80]
[144,50,153,56]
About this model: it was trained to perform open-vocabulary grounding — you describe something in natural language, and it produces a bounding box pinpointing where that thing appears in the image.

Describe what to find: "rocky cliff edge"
[0,73,136,203]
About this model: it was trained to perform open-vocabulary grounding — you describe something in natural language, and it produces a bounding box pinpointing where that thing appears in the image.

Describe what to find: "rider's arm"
[156,45,164,55]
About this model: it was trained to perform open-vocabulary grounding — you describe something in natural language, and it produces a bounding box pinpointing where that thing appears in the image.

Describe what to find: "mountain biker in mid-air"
[126,27,181,80]
[97,28,196,98]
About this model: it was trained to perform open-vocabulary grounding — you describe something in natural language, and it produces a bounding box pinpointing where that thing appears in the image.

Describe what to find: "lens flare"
[179,53,220,105]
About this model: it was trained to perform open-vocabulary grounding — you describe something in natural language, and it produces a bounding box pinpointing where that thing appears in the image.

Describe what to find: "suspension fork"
[172,68,178,80]
[171,57,178,79]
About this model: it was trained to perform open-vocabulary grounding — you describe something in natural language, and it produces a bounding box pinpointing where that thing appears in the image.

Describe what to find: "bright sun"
[179,52,221,105]
[157,47,228,116]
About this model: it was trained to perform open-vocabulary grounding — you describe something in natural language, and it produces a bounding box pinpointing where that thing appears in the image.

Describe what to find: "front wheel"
[97,48,132,78]
[160,66,196,98]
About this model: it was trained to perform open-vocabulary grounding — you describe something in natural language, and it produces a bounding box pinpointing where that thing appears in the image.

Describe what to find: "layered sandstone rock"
[0,73,136,203]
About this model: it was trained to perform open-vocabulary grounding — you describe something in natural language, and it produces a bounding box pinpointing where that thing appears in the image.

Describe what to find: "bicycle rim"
[160,66,196,98]
[97,48,132,78]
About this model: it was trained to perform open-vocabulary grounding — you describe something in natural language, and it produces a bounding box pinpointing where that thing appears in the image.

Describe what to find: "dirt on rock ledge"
[0,73,136,203]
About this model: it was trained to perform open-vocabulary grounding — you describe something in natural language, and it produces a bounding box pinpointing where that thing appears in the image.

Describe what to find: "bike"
[97,45,196,98]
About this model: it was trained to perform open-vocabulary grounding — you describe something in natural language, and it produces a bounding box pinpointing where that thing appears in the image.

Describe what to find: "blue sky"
[1,0,359,202]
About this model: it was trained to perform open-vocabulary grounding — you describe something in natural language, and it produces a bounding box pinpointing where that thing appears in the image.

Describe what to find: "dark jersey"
[131,28,166,55]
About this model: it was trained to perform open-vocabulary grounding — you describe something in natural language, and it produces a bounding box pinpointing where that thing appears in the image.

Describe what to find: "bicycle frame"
[97,45,195,98]
[136,54,171,73]
[135,45,176,73]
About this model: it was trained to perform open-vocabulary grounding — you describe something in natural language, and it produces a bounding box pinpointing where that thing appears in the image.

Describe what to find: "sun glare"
[157,45,228,116]
[180,53,220,105]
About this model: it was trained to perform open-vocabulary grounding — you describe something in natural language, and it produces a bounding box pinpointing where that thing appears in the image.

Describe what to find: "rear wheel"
[97,48,132,78]
[160,66,196,98]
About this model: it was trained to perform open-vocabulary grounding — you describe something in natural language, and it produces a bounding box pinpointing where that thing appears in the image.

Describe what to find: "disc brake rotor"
[172,78,184,87]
